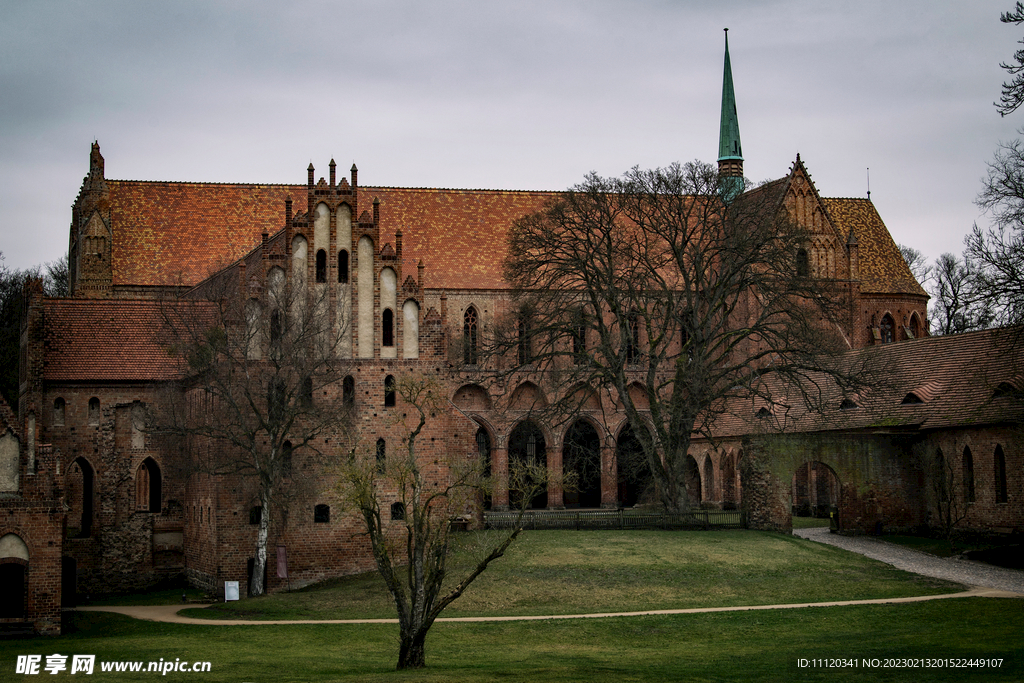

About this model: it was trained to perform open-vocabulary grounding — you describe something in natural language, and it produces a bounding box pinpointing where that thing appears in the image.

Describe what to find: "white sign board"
[224,581,239,601]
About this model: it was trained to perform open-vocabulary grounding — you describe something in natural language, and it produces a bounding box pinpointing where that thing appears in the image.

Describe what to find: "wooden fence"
[483,508,743,531]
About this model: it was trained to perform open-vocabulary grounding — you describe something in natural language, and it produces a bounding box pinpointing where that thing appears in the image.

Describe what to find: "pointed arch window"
[382,309,395,347]
[796,248,810,277]
[463,306,479,365]
[343,375,355,406]
[962,446,975,503]
[879,314,895,344]
[315,249,327,283]
[995,446,1008,504]
[625,311,640,364]
[338,250,349,283]
[136,458,161,513]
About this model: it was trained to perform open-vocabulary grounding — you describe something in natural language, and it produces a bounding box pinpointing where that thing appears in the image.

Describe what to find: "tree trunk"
[251,489,270,596]
[397,629,427,669]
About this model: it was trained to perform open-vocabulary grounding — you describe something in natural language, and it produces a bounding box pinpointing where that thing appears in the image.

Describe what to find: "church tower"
[718,29,744,202]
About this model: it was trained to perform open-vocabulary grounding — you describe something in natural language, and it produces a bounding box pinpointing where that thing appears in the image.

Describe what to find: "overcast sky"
[1,0,1020,272]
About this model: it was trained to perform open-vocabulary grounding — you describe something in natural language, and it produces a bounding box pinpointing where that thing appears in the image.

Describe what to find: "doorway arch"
[562,420,602,508]
[508,421,547,509]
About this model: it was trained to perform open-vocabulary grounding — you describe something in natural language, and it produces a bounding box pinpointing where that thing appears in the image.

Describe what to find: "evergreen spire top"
[718,28,743,163]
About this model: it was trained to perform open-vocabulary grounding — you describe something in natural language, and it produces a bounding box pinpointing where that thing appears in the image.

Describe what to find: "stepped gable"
[42,298,208,381]
[822,197,926,297]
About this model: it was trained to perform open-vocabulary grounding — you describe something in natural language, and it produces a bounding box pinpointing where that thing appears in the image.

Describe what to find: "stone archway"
[615,424,652,508]
[508,421,547,509]
[792,461,840,518]
[562,420,602,508]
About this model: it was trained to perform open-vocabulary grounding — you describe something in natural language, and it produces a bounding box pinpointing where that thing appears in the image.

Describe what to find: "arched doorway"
[474,424,492,511]
[67,457,95,537]
[616,424,652,508]
[562,420,601,508]
[792,461,840,518]
[508,421,547,509]
[0,533,29,618]
[684,455,701,507]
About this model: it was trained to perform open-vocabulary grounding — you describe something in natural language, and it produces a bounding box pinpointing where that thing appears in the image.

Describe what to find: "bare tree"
[996,2,1024,117]
[898,243,932,287]
[927,449,971,553]
[928,252,993,335]
[496,161,861,513]
[159,271,351,596]
[337,373,553,670]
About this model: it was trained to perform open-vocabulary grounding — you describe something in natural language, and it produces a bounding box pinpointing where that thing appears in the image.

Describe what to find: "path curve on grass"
[75,587,1019,626]
[794,526,1024,594]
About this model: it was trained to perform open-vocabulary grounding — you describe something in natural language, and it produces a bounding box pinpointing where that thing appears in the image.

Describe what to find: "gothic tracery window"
[463,306,478,365]
[879,314,895,344]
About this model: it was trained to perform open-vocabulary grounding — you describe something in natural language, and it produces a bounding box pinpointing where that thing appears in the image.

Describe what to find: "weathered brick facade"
[10,133,1021,635]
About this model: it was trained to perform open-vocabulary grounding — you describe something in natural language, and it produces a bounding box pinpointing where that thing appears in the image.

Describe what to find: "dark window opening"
[383,309,394,347]
[282,440,293,473]
[249,506,263,525]
[390,502,405,520]
[995,446,1008,504]
[384,375,396,407]
[338,250,349,283]
[376,438,386,473]
[53,397,66,426]
[796,248,810,277]
[343,375,355,406]
[314,504,330,523]
[300,376,313,407]
[963,446,975,503]
[88,397,100,425]
[880,314,895,344]
[316,249,327,282]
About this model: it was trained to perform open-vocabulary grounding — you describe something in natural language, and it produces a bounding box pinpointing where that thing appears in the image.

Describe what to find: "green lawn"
[4,600,1021,682]
[180,529,960,621]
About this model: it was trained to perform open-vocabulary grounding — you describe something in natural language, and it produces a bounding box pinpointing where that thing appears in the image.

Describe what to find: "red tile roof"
[822,198,926,297]
[105,180,923,297]
[706,326,1024,438]
[42,298,203,382]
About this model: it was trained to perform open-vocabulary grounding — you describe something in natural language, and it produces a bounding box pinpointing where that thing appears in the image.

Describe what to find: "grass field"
[181,529,960,621]
[5,529,1021,682]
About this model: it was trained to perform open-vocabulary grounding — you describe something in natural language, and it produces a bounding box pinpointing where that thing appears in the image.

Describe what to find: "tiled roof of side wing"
[821,197,927,297]
[42,298,200,382]
[705,326,1024,438]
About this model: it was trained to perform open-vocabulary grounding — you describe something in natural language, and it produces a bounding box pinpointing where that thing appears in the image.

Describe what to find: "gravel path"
[794,526,1024,594]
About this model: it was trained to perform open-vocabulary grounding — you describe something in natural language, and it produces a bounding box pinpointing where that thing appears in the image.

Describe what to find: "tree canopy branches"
[495,161,863,512]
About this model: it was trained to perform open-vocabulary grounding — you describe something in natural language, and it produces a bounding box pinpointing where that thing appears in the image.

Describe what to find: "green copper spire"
[718,29,744,202]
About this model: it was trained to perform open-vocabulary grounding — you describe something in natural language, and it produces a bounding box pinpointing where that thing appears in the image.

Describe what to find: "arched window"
[995,445,1008,504]
[300,376,313,408]
[384,375,396,407]
[879,314,895,344]
[517,314,531,365]
[315,249,327,283]
[136,458,161,513]
[314,504,330,523]
[88,397,100,425]
[382,309,394,347]
[625,311,640,363]
[962,446,975,503]
[376,438,386,473]
[463,306,478,365]
[337,250,349,284]
[270,310,283,349]
[909,313,921,339]
[53,398,66,426]
[796,248,810,277]
[343,376,355,406]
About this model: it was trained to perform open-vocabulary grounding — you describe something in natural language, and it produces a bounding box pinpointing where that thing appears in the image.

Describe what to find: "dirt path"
[76,586,1019,626]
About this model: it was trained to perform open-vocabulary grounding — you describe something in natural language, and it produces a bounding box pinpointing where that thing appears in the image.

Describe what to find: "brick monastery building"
[3,39,1022,635]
